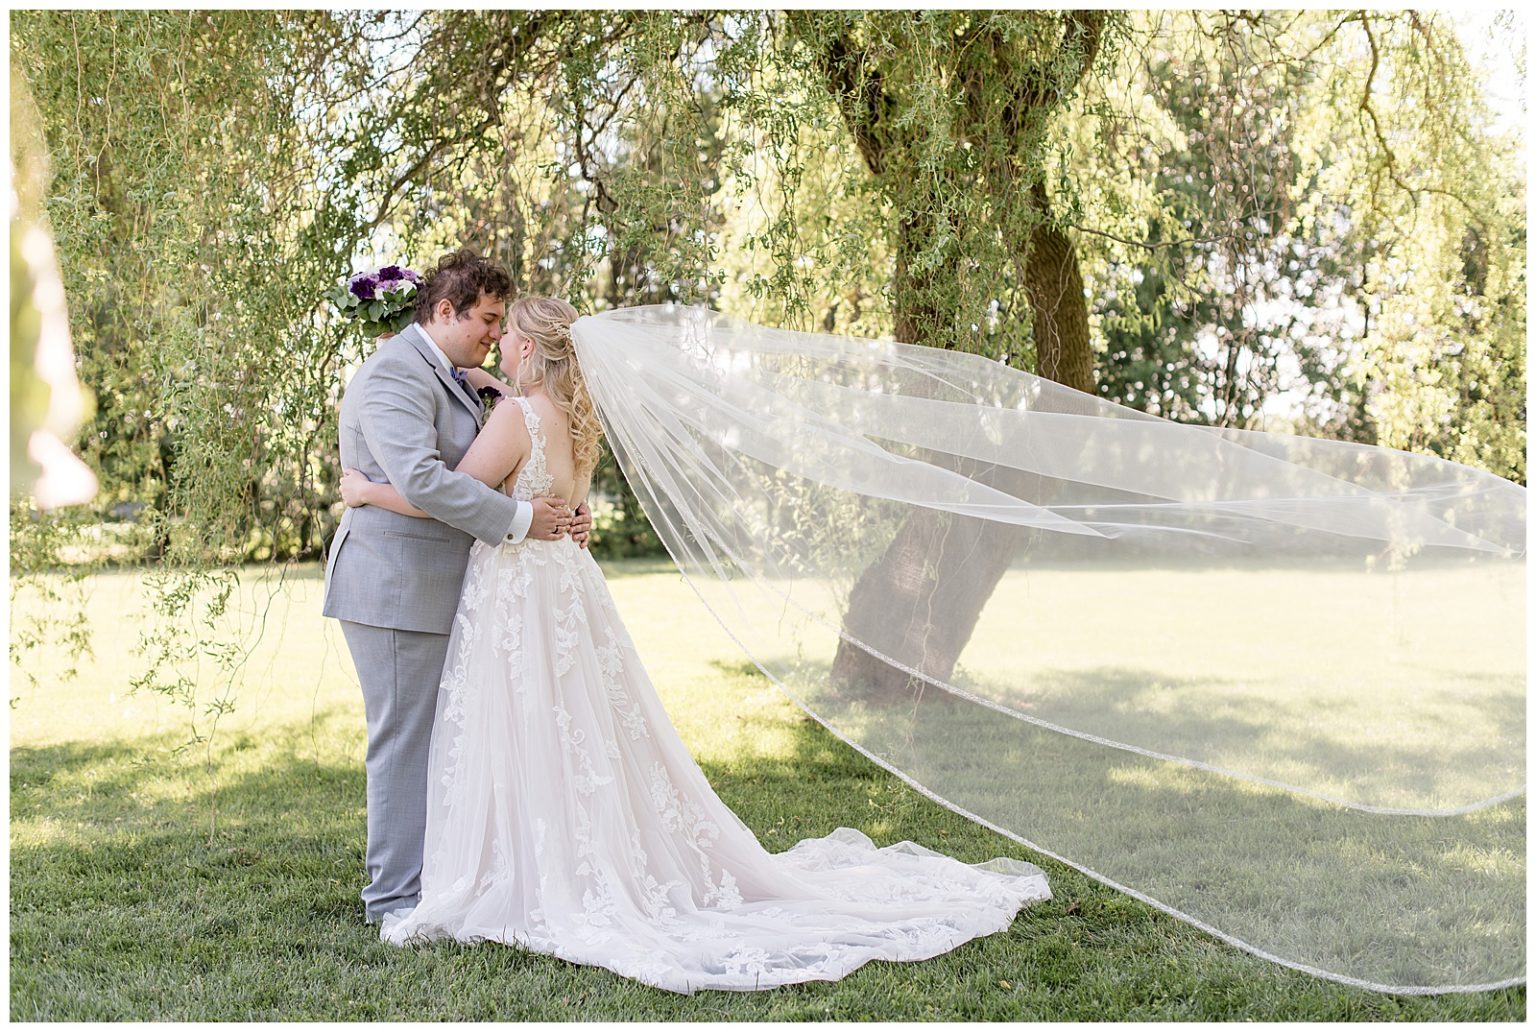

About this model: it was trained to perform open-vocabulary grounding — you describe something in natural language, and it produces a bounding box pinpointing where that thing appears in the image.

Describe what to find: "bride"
[338,296,1051,994]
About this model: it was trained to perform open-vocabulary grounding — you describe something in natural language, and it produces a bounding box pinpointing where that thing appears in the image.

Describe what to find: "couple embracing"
[322,249,1049,994]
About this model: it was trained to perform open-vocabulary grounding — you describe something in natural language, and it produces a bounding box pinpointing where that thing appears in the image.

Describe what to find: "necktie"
[448,366,480,407]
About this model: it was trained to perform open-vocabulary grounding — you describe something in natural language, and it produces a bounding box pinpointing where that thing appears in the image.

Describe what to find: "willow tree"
[768,11,1524,693]
[345,11,1121,692]
[10,11,368,564]
[765,13,1116,692]
[14,10,1521,710]
[9,11,378,750]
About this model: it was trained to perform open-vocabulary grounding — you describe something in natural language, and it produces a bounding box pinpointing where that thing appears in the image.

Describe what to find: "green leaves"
[325,279,417,341]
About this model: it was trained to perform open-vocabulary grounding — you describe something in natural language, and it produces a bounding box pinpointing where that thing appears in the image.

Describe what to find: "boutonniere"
[477,385,503,413]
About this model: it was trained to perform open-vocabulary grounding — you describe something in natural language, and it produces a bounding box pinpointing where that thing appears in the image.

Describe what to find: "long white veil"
[570,303,1525,993]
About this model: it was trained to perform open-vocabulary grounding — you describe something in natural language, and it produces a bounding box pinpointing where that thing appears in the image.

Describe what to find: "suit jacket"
[322,322,525,634]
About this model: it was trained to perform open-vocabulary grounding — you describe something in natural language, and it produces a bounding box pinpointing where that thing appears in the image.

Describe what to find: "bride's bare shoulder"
[484,396,533,447]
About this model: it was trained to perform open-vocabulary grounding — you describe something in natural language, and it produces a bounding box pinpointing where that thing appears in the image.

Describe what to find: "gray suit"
[322,322,529,922]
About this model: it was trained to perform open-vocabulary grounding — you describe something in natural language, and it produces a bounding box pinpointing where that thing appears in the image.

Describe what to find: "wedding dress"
[380,396,1051,992]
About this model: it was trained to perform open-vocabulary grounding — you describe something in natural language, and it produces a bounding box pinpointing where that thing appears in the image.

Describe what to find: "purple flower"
[378,264,404,281]
[402,268,422,283]
[348,273,378,301]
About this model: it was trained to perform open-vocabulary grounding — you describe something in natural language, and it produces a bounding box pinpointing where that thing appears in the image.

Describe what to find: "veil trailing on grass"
[570,303,1526,994]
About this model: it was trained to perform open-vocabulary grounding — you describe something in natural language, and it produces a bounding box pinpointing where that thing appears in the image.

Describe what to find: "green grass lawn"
[9,561,1526,1020]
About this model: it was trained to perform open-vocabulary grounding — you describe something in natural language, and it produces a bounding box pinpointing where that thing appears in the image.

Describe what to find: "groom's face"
[434,292,506,368]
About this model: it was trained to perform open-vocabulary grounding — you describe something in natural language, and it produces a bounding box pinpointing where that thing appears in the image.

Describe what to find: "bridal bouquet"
[326,264,422,339]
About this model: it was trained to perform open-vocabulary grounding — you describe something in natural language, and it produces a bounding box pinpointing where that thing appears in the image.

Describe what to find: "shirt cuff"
[505,500,533,544]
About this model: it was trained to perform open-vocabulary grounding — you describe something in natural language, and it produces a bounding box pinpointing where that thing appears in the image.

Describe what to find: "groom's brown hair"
[414,249,512,323]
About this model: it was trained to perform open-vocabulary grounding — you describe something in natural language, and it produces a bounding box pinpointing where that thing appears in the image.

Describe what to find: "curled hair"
[508,297,603,476]
[413,248,511,323]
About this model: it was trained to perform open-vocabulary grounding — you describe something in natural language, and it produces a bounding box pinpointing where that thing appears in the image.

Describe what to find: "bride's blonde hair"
[508,296,602,475]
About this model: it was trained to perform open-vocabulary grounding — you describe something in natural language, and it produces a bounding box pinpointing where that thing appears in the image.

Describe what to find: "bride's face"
[500,333,536,382]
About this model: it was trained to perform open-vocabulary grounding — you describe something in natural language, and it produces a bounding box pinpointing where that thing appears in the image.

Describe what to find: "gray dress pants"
[339,620,451,922]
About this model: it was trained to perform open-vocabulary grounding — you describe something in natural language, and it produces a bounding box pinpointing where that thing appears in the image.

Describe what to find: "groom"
[323,248,591,924]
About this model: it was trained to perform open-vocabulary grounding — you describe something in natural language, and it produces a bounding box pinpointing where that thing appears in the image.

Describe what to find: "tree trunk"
[1024,181,1097,396]
[802,12,1106,700]
[831,183,1096,699]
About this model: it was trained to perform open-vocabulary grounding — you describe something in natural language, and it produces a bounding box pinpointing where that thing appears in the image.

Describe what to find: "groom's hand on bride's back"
[529,497,573,541]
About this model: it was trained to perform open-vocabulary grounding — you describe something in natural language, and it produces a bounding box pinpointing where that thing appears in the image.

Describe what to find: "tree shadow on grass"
[979,666,1526,814]
[724,658,1526,993]
[9,694,1526,1021]
[12,714,368,920]
[658,656,1523,1010]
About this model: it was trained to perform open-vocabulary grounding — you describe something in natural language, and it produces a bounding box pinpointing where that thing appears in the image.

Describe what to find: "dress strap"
[510,396,554,498]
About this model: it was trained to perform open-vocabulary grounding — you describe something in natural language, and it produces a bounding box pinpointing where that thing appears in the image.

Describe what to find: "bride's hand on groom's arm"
[340,467,431,518]
[339,468,373,508]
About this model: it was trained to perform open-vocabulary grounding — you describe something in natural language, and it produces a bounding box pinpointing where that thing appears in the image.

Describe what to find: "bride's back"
[522,390,588,508]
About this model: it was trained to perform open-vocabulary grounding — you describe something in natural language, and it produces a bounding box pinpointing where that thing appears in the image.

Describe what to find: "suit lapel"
[400,323,483,428]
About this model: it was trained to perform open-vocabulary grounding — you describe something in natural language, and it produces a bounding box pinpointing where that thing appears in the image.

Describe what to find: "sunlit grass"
[686,555,1525,811]
[9,561,1525,1020]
